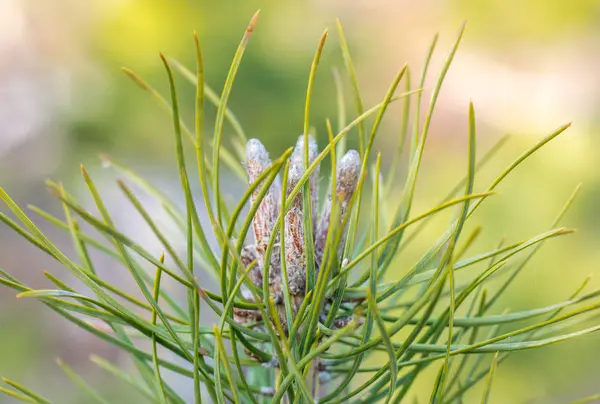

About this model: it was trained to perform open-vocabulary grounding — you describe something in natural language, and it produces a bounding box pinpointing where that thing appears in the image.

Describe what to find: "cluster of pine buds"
[236,135,361,332]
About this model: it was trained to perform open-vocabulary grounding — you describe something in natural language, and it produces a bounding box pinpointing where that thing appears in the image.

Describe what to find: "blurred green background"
[1,0,599,402]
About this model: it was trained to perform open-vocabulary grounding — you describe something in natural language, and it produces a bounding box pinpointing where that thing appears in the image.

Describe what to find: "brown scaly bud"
[335,149,360,256]
[266,244,284,302]
[246,139,284,301]
[240,244,263,287]
[291,135,320,230]
[245,139,281,250]
[315,149,361,268]
[285,135,319,296]
[336,149,361,205]
[284,160,306,296]
[332,315,354,329]
[233,307,262,324]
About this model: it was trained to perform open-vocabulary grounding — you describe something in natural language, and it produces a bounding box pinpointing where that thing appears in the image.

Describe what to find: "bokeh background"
[1,0,600,402]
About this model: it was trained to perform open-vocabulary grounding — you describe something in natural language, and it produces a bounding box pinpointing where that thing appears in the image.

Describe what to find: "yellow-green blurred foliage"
[1,0,599,402]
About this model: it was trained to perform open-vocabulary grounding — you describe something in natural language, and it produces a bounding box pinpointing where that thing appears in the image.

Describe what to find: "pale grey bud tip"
[337,149,360,196]
[246,138,270,166]
[288,163,304,183]
[339,149,360,170]
[292,134,318,161]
